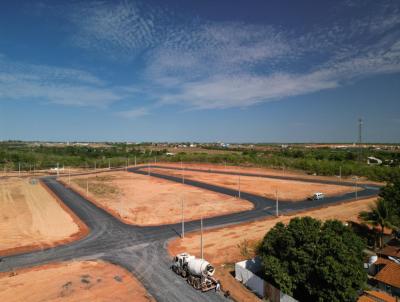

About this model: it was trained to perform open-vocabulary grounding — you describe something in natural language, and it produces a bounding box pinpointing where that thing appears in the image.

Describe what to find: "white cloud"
[69,1,166,59]
[117,106,150,118]
[13,0,400,112]
[0,59,125,107]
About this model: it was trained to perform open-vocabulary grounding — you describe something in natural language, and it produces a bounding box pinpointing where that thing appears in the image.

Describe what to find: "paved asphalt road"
[0,166,380,301]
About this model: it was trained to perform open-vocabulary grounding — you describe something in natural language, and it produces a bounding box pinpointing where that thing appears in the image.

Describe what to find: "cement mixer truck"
[171,253,218,291]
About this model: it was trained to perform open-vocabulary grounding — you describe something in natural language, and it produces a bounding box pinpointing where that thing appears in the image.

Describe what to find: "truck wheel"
[181,269,187,278]
[194,278,201,290]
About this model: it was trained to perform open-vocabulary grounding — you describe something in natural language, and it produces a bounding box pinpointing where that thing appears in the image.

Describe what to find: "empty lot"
[149,166,359,201]
[61,171,252,225]
[0,260,153,302]
[0,178,86,256]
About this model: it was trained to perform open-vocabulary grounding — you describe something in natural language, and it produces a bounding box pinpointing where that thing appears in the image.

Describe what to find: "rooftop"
[374,260,400,288]
[358,290,396,302]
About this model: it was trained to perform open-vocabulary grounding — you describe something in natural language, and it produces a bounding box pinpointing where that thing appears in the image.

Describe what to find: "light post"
[181,197,185,239]
[355,176,358,200]
[200,216,204,259]
[238,174,241,199]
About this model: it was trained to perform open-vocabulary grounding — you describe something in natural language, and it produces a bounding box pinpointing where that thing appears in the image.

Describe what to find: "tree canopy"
[259,217,366,302]
[378,174,400,227]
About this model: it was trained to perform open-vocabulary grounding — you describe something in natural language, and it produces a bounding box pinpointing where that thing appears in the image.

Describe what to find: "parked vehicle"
[171,253,218,291]
[308,192,325,200]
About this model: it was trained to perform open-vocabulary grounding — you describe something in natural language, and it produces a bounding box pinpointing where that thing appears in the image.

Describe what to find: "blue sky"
[0,0,399,142]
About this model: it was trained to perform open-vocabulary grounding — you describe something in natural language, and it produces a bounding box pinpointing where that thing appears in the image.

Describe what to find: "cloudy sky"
[0,0,399,142]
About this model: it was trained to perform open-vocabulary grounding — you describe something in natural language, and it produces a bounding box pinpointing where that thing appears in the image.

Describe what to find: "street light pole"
[238,174,241,199]
[181,197,185,239]
[200,216,204,259]
[355,177,358,200]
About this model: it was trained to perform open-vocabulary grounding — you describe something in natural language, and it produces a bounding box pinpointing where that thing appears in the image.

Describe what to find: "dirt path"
[61,171,253,226]
[0,178,85,256]
[0,260,154,302]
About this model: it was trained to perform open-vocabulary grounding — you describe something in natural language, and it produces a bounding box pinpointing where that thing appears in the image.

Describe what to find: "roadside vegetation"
[1,141,399,181]
[257,175,400,301]
[358,175,400,248]
[259,217,366,302]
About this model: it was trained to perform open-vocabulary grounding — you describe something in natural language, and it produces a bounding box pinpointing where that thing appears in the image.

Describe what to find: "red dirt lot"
[0,178,87,256]
[149,166,360,202]
[0,260,154,302]
[156,162,382,185]
[60,171,252,226]
[168,197,377,302]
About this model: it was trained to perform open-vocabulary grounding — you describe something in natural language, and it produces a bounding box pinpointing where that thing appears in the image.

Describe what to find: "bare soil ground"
[168,197,377,302]
[150,166,359,201]
[0,260,154,302]
[61,171,252,226]
[156,162,382,185]
[0,178,87,256]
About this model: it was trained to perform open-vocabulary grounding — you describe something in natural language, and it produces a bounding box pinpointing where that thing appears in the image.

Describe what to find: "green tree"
[359,199,396,248]
[259,217,366,302]
[378,175,400,226]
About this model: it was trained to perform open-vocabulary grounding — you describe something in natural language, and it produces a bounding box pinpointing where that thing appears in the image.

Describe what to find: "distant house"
[367,156,383,165]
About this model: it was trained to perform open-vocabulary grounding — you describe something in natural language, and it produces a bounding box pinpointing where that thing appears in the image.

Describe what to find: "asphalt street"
[0,166,380,301]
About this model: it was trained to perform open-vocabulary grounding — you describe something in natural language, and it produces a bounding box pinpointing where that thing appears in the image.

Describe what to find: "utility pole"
[238,174,241,199]
[182,165,185,184]
[18,162,21,177]
[200,216,204,259]
[86,178,89,197]
[134,156,137,167]
[94,161,96,171]
[68,168,71,185]
[339,166,342,181]
[181,197,185,239]
[155,156,157,165]
[126,159,128,171]
[57,162,59,177]
[358,118,363,163]
[128,157,130,167]
[355,177,358,200]
[108,159,111,170]
[148,162,151,176]
[120,192,123,219]
[275,188,279,217]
